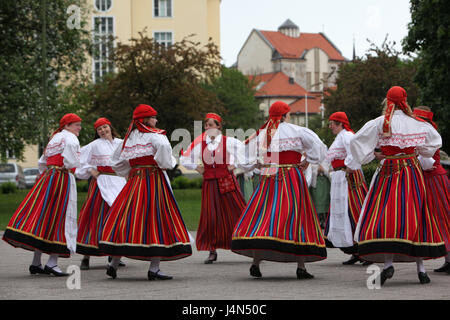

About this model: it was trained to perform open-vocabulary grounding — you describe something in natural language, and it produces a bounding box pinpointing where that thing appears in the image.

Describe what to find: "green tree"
[324,39,419,133]
[403,0,450,153]
[203,66,260,131]
[0,0,91,161]
[88,33,222,138]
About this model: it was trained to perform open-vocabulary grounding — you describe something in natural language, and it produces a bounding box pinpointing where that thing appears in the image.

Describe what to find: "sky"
[220,0,412,66]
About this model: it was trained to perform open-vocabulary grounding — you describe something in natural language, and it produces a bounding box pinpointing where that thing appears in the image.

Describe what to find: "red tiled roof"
[259,31,346,61]
[248,72,308,97]
[289,96,322,114]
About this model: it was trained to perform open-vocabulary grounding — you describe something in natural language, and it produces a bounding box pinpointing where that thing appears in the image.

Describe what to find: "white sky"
[220,0,412,66]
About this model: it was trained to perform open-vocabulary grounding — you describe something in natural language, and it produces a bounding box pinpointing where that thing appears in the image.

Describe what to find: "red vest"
[202,136,230,180]
[264,151,303,164]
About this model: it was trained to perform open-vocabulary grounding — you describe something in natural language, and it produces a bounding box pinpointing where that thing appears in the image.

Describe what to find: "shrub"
[362,161,379,183]
[1,182,17,194]
[171,176,202,189]
[76,181,90,192]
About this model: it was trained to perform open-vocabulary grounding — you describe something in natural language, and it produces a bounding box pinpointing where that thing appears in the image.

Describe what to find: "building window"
[94,0,112,12]
[154,0,172,17]
[154,32,173,47]
[6,149,15,159]
[93,17,114,82]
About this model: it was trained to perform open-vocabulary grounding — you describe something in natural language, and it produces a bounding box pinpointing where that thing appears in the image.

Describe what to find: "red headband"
[60,113,82,128]
[94,117,111,130]
[269,101,291,120]
[383,86,409,137]
[133,104,157,120]
[413,108,437,129]
[205,113,222,123]
[329,111,354,133]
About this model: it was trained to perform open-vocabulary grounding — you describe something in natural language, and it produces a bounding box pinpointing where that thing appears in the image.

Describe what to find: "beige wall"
[238,31,273,75]
[8,144,39,169]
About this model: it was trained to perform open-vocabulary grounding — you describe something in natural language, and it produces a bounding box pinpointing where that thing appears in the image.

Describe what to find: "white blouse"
[111,129,177,177]
[245,122,327,167]
[348,110,442,169]
[327,129,361,170]
[179,134,246,171]
[38,129,81,174]
[75,138,127,207]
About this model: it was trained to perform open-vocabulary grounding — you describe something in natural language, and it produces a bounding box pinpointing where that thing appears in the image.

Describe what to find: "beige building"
[237,19,347,126]
[9,0,221,168]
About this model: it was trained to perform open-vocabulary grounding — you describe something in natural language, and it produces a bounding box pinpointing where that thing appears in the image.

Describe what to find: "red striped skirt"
[196,176,246,251]
[232,166,327,263]
[98,167,192,261]
[424,173,450,252]
[357,155,447,262]
[324,169,368,253]
[2,168,72,257]
[76,178,109,256]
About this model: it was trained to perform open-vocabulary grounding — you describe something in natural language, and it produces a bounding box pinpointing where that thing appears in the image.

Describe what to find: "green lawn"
[0,189,201,231]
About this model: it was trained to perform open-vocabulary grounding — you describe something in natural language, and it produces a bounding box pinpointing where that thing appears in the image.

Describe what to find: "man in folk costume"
[98,104,192,280]
[180,113,246,264]
[324,112,369,265]
[349,86,446,285]
[3,113,82,276]
[75,118,127,269]
[413,106,450,275]
[232,101,328,279]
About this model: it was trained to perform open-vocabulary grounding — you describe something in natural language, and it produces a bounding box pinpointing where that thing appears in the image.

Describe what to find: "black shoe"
[80,258,89,270]
[433,262,450,273]
[106,265,117,279]
[296,268,314,279]
[380,266,394,286]
[148,269,173,280]
[250,265,262,278]
[342,255,360,265]
[29,264,50,275]
[204,251,217,264]
[44,265,69,277]
[418,272,431,284]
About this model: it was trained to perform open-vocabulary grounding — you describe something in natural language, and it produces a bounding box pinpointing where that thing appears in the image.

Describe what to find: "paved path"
[0,231,449,300]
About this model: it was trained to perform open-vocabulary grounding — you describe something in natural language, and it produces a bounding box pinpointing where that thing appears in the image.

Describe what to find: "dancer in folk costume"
[350,87,446,285]
[231,101,328,279]
[75,118,127,270]
[98,104,192,280]
[324,112,369,265]
[3,114,82,276]
[180,113,246,264]
[413,106,450,275]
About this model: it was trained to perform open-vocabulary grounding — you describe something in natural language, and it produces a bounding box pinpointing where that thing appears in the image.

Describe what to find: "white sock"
[416,258,426,273]
[32,250,42,266]
[149,258,161,273]
[384,254,394,270]
[109,257,121,270]
[46,254,62,273]
[297,258,305,270]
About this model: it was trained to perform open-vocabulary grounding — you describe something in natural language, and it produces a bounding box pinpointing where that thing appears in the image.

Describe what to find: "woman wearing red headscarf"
[98,105,192,280]
[413,106,450,275]
[3,113,82,276]
[231,101,328,279]
[180,113,246,264]
[349,87,446,285]
[75,118,127,269]
[324,112,369,265]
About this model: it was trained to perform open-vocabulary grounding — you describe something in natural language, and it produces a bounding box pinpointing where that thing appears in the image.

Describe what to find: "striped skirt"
[231,166,327,263]
[424,173,450,252]
[324,169,368,253]
[356,156,447,262]
[196,177,246,251]
[98,167,192,261]
[76,178,109,256]
[2,168,73,257]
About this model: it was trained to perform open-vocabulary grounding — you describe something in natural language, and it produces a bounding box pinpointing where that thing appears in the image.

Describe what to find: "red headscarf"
[205,113,222,124]
[413,108,437,129]
[94,117,111,130]
[50,113,82,138]
[121,104,166,151]
[245,101,291,147]
[329,112,354,133]
[383,86,412,137]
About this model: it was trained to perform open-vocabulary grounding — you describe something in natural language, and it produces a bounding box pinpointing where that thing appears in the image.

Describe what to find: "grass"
[0,188,202,231]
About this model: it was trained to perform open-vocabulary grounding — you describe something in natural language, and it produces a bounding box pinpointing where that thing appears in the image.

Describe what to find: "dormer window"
[94,0,112,12]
